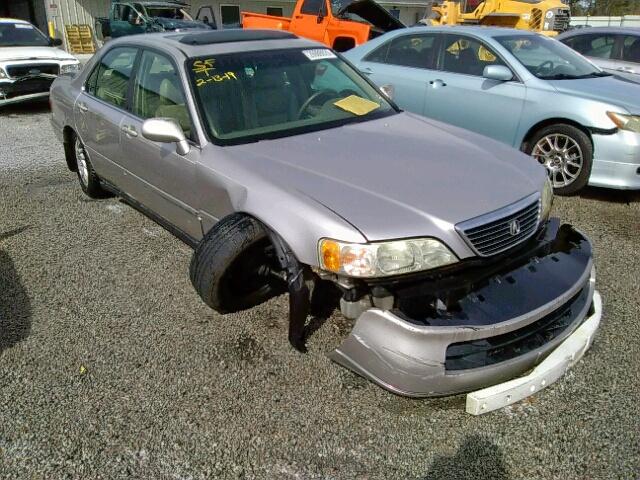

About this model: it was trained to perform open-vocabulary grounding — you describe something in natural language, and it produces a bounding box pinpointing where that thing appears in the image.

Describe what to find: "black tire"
[524,123,592,196]
[190,213,284,314]
[72,132,107,198]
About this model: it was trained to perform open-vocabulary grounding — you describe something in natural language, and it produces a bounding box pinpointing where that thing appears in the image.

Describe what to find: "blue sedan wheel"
[528,124,592,195]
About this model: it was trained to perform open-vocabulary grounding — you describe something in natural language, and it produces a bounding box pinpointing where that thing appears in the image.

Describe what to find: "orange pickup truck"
[242,0,404,51]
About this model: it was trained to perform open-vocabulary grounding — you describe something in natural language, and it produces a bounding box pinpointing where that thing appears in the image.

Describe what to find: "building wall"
[46,0,110,49]
[41,0,429,52]
[570,15,640,27]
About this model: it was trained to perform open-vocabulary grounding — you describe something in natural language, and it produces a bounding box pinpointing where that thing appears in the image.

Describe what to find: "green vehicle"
[95,1,214,45]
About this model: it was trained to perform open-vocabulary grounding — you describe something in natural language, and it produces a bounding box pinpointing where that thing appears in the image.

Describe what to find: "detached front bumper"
[0,75,56,107]
[330,222,599,401]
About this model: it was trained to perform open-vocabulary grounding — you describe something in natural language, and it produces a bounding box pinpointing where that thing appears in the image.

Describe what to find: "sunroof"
[178,30,297,46]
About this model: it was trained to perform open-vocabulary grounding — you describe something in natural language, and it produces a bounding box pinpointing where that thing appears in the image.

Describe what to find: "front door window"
[132,50,193,138]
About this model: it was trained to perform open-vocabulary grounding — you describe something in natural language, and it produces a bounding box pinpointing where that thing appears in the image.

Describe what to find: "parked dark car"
[558,26,640,84]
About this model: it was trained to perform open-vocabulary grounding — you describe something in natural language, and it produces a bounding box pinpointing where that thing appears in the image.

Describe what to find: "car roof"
[108,29,322,57]
[558,26,640,37]
[0,18,31,24]
[393,25,540,38]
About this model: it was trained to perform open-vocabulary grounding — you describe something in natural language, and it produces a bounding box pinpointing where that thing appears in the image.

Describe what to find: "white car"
[0,18,80,107]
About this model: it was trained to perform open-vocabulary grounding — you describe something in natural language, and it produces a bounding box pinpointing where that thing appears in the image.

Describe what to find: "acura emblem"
[509,219,521,236]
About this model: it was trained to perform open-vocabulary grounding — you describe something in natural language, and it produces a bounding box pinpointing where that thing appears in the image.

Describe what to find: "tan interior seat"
[155,77,192,137]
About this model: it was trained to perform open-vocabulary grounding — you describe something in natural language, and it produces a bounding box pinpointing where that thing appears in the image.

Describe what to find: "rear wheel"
[525,123,592,195]
[74,134,106,198]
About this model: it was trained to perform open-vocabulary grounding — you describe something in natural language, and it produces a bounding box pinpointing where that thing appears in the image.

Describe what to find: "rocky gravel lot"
[0,102,638,479]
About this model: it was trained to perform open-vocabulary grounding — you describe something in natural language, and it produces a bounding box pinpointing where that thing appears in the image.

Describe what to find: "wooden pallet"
[64,24,95,54]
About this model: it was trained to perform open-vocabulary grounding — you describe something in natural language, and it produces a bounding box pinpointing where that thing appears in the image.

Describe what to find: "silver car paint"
[50,32,599,397]
[332,261,594,396]
[50,32,548,266]
[345,26,640,189]
[557,27,640,84]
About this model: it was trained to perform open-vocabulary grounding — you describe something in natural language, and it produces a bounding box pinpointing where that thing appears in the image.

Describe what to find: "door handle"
[78,102,89,113]
[294,15,303,19]
[429,79,447,87]
[121,125,138,137]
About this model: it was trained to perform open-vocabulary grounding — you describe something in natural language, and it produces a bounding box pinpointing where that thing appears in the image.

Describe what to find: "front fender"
[196,161,367,267]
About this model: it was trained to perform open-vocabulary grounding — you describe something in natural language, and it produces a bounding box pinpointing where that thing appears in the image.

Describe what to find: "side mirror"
[380,84,394,100]
[50,37,63,47]
[483,65,514,82]
[317,13,324,23]
[142,118,190,155]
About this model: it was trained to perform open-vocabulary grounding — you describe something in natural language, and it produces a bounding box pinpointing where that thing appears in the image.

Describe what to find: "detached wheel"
[526,123,592,195]
[189,214,284,314]
[73,134,106,198]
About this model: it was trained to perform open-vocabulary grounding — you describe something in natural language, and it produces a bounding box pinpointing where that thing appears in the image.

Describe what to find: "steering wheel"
[297,90,339,119]
[535,60,555,76]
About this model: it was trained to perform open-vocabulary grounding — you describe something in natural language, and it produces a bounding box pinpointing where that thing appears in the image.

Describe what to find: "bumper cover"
[466,290,601,414]
[330,223,598,401]
[590,130,640,190]
[0,75,56,107]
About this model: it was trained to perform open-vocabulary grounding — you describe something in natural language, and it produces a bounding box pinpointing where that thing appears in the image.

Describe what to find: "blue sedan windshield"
[497,34,609,80]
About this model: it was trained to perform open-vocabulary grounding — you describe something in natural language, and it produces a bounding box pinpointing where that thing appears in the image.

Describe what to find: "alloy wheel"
[532,134,583,188]
[75,138,89,187]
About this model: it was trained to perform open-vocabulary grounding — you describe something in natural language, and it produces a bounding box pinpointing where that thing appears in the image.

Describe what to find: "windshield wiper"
[540,71,612,80]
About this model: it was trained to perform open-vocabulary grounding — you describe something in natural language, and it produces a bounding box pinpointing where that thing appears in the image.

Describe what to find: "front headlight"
[319,238,458,278]
[607,111,640,133]
[0,68,7,79]
[540,177,554,222]
[60,63,81,74]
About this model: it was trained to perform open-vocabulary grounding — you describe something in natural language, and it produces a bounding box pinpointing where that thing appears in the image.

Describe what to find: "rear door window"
[562,33,617,59]
[440,34,506,77]
[92,47,138,109]
[366,33,439,70]
[622,35,640,64]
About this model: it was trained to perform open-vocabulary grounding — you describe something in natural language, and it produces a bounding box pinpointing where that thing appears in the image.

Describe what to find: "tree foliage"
[568,0,640,16]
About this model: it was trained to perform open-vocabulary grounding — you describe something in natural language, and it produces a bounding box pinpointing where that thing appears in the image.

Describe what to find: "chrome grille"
[6,63,59,78]
[457,194,541,257]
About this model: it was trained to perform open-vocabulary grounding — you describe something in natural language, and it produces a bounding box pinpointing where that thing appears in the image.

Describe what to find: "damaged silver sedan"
[49,30,602,412]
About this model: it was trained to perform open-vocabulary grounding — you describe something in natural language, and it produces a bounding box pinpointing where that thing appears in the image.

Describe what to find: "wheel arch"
[62,125,78,172]
[332,36,357,52]
[520,118,594,153]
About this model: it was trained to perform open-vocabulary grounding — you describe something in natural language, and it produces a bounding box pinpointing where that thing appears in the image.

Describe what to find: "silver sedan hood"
[227,112,545,246]
[548,76,640,112]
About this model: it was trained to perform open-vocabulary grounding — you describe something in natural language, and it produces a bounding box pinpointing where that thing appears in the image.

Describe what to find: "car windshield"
[497,34,610,80]
[189,48,396,145]
[145,7,193,20]
[0,22,50,47]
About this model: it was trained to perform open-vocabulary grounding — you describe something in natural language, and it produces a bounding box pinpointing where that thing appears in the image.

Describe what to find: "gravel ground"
[0,102,638,479]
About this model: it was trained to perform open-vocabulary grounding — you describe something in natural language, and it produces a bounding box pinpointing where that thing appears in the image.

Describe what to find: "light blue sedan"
[345,26,640,194]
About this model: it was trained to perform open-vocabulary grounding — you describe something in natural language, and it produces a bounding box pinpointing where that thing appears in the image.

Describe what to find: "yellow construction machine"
[422,0,571,36]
